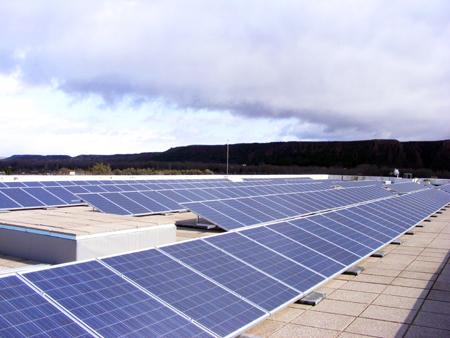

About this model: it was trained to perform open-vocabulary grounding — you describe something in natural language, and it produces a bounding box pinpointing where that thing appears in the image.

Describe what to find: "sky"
[0,0,449,157]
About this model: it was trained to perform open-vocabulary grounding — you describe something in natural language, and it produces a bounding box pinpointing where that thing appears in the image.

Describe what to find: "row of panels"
[183,186,394,230]
[0,178,319,190]
[2,189,449,338]
[0,180,335,212]
[75,183,348,217]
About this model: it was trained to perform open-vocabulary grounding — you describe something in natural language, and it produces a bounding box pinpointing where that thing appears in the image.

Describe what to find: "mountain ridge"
[2,139,449,173]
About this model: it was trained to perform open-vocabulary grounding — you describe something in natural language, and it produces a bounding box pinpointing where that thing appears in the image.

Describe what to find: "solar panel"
[78,193,131,215]
[82,185,107,193]
[99,192,152,215]
[22,181,44,187]
[205,233,325,293]
[239,227,345,276]
[23,261,213,338]
[160,240,301,313]
[120,192,171,213]
[44,187,84,205]
[292,217,375,257]
[23,187,68,207]
[102,249,267,337]
[3,182,27,188]
[0,191,23,210]
[0,275,92,338]
[0,188,46,208]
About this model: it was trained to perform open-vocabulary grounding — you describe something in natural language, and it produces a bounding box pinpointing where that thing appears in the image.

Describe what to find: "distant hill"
[2,139,450,175]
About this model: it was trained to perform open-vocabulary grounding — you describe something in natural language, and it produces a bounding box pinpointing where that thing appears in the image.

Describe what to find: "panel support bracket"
[371,251,387,258]
[415,224,424,228]
[343,266,365,276]
[297,291,327,306]
[391,239,404,245]
[405,231,415,235]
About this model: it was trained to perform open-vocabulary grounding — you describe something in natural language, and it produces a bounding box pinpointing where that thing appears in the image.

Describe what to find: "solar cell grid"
[239,227,345,277]
[102,249,266,338]
[122,192,174,213]
[0,191,23,209]
[24,261,213,338]
[0,275,92,338]
[101,192,152,215]
[252,196,299,217]
[3,182,27,188]
[205,233,325,293]
[139,191,185,211]
[79,185,107,193]
[25,187,68,207]
[268,221,362,266]
[356,203,411,231]
[182,202,245,230]
[160,240,301,313]
[220,199,275,223]
[44,187,83,205]
[79,194,131,215]
[299,216,375,256]
[22,181,44,187]
[321,211,388,245]
[343,208,403,238]
[1,188,46,208]
[65,186,90,194]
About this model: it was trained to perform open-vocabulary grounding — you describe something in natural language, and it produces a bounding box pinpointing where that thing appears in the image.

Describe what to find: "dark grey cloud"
[0,0,449,141]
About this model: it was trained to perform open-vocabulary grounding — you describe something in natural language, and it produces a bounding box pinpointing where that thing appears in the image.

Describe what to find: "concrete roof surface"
[0,206,197,236]
[243,208,450,337]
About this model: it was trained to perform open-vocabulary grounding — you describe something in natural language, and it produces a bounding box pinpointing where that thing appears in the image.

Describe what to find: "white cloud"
[0,0,449,156]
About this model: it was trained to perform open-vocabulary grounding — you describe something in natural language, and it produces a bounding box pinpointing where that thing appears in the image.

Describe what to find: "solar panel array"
[0,178,330,212]
[75,181,336,216]
[2,188,449,337]
[183,186,394,230]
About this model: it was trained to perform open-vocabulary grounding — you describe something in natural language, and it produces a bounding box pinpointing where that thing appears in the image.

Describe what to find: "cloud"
[0,0,449,144]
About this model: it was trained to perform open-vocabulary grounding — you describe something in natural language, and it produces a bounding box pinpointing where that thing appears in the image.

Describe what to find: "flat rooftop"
[0,180,449,336]
[242,207,450,337]
[0,206,199,237]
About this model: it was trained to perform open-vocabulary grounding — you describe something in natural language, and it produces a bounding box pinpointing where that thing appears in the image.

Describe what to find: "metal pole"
[226,140,229,178]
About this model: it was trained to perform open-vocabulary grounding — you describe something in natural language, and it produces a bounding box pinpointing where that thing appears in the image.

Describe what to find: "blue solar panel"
[22,181,44,187]
[23,187,68,207]
[102,249,266,337]
[100,193,152,215]
[0,188,46,208]
[24,261,212,338]
[44,187,84,205]
[240,227,345,276]
[0,191,22,210]
[0,275,92,338]
[291,217,374,257]
[184,202,247,230]
[3,182,27,188]
[322,211,391,244]
[160,240,301,312]
[82,185,107,193]
[221,199,276,223]
[205,233,325,293]
[343,207,404,238]
[78,194,131,215]
[100,185,123,192]
[65,186,90,194]
[139,191,184,211]
[120,192,170,213]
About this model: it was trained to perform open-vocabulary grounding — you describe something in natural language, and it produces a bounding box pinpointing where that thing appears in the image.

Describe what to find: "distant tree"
[90,163,112,175]
[4,167,12,175]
